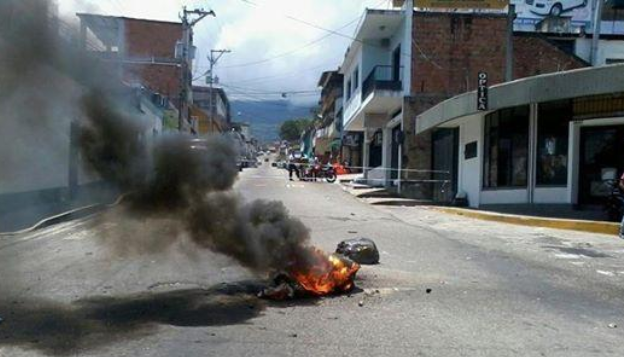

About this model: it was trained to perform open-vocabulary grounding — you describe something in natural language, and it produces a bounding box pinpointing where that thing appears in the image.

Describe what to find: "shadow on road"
[0,282,268,356]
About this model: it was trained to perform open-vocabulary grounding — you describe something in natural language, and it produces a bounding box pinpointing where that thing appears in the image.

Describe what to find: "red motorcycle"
[300,163,337,183]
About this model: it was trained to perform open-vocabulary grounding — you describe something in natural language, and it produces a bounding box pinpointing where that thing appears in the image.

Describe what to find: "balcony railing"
[362,65,403,100]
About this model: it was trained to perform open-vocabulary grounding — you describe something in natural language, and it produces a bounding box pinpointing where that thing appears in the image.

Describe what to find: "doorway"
[392,45,401,82]
[432,128,459,202]
[579,125,624,205]
[369,131,383,168]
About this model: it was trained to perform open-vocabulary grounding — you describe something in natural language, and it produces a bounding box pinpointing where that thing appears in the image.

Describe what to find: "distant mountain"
[230,100,313,143]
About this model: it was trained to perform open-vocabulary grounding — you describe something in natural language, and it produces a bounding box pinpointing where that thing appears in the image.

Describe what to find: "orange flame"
[289,248,360,296]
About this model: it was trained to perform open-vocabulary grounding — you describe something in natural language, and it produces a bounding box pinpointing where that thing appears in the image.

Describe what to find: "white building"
[340,5,413,187]
[416,64,624,209]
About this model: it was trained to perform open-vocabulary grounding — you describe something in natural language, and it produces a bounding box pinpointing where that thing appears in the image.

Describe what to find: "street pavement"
[1,158,624,356]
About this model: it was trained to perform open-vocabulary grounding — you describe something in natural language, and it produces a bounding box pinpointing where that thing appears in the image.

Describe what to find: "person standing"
[288,151,300,181]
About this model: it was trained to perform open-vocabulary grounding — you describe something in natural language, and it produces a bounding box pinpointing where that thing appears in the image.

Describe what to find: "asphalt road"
[1,158,624,356]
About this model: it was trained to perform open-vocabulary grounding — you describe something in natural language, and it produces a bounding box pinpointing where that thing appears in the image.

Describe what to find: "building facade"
[339,2,599,190]
[416,64,624,211]
[77,14,185,131]
[315,70,345,163]
[192,86,231,135]
[402,10,590,200]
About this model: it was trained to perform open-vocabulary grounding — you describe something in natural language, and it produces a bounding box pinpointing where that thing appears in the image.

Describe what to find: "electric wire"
[238,0,444,69]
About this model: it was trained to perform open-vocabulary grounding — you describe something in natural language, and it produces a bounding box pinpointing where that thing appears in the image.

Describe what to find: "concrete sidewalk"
[338,180,620,236]
[339,179,431,207]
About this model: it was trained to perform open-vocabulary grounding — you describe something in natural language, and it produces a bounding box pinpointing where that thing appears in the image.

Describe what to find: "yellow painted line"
[435,207,620,236]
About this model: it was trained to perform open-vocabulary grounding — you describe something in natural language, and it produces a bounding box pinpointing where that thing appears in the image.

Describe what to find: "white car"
[525,0,587,17]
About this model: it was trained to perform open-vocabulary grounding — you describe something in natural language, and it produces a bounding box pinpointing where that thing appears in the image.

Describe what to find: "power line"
[222,83,320,96]
[226,87,291,106]
[195,0,391,85]
[225,58,340,85]
[219,15,362,69]
[239,0,361,43]
[237,0,443,69]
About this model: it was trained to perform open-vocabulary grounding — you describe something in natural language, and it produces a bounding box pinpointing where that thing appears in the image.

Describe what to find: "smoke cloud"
[1,0,315,278]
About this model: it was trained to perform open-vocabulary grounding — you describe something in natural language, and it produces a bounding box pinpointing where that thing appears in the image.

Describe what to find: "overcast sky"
[55,0,396,105]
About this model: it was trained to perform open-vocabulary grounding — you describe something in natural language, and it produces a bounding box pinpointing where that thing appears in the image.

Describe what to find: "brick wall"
[513,34,587,78]
[412,12,507,97]
[124,19,182,58]
[122,19,183,107]
[124,64,181,106]
[411,11,588,98]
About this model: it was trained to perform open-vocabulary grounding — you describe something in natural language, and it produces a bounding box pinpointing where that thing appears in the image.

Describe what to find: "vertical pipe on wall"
[590,0,604,65]
[528,103,539,204]
[505,4,516,82]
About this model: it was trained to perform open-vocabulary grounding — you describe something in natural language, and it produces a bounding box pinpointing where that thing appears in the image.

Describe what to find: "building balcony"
[362,65,403,100]
[343,65,404,132]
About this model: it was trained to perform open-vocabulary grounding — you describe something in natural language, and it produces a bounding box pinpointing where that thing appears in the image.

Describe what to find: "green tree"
[279,118,312,142]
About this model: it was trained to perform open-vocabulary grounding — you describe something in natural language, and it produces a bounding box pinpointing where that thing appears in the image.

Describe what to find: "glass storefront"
[483,106,530,188]
[579,125,624,204]
[536,100,570,186]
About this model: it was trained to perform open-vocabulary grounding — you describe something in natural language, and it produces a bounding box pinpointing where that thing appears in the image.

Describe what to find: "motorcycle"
[300,163,337,183]
[604,179,624,222]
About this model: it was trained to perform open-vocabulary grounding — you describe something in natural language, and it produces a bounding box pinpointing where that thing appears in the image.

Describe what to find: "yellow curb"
[435,207,620,236]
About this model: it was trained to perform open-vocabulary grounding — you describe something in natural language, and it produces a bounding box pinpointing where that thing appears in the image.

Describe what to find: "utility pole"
[505,4,516,82]
[178,7,215,132]
[590,0,604,66]
[207,49,231,129]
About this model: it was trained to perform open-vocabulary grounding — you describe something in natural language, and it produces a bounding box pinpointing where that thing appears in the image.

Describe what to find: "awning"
[416,64,624,134]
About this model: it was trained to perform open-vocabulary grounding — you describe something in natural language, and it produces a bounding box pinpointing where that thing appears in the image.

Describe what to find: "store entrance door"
[579,125,624,205]
[432,128,459,203]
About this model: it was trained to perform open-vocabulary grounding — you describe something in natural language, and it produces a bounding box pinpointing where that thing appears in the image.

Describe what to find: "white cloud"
[55,0,395,104]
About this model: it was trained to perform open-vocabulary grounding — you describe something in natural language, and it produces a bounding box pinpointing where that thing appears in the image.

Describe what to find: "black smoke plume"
[0,0,315,277]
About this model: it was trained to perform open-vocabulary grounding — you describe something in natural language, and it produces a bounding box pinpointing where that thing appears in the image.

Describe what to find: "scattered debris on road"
[336,238,380,264]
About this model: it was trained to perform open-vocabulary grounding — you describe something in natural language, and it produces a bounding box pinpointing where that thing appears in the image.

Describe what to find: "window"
[483,106,530,188]
[352,66,359,91]
[346,79,352,100]
[606,58,624,65]
[536,100,570,186]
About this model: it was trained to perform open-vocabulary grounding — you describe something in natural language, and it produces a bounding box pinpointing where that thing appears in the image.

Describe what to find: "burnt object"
[336,238,380,265]
[258,273,302,300]
[259,252,360,301]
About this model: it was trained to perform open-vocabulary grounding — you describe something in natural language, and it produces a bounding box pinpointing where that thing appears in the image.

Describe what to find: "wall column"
[363,130,370,179]
[382,127,393,187]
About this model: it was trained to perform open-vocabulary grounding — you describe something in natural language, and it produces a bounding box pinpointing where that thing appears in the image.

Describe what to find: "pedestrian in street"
[288,152,300,181]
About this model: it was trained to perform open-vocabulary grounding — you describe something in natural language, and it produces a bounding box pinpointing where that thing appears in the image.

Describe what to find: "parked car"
[526,0,587,17]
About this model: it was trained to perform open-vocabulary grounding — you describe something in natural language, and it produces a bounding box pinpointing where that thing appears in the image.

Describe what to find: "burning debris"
[259,250,360,300]
[336,238,380,265]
